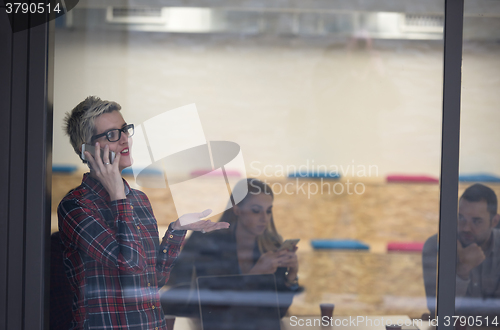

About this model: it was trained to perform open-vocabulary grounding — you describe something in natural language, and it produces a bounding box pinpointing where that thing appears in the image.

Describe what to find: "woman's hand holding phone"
[249,248,298,276]
[84,142,125,201]
[281,247,299,283]
[249,251,285,275]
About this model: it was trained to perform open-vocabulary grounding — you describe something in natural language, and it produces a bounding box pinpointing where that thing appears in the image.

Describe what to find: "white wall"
[53,30,500,178]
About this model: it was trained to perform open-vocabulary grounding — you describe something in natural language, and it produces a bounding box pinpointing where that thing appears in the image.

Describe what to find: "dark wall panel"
[25,19,53,330]
[0,7,13,330]
[8,25,29,330]
[0,2,53,330]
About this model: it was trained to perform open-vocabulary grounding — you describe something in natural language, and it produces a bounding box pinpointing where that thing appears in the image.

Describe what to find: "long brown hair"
[218,178,283,253]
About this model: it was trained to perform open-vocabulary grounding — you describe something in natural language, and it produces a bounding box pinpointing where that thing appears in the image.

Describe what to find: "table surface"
[171,316,499,330]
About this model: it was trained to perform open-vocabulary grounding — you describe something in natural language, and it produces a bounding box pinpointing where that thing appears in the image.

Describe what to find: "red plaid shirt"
[58,173,185,330]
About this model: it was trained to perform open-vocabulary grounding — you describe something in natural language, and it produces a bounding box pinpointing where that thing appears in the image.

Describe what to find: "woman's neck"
[235,223,257,250]
[235,223,258,274]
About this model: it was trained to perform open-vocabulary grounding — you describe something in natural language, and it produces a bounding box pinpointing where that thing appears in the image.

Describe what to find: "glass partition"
[451,2,500,327]
[51,1,445,329]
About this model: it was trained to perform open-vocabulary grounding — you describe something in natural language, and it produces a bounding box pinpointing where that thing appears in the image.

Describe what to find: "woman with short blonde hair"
[58,96,228,330]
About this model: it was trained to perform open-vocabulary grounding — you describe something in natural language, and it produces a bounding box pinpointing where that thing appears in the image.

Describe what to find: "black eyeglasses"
[91,124,134,143]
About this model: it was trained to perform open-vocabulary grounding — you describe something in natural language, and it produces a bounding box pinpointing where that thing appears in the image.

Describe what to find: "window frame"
[0,0,465,328]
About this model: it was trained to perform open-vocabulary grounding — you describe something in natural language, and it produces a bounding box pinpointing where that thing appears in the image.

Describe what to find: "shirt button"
[130,205,134,209]
[137,225,140,230]
[155,327,158,330]
[152,305,155,309]
[169,234,174,238]
[163,249,167,253]
[148,282,151,287]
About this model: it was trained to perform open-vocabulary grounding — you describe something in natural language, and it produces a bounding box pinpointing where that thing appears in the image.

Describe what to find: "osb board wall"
[51,173,500,318]
[52,174,445,241]
[293,250,427,318]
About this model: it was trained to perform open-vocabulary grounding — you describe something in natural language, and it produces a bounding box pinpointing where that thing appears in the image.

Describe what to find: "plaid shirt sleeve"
[58,197,148,274]
[156,224,186,286]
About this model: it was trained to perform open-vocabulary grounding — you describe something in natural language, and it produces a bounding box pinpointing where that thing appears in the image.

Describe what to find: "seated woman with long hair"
[161,178,300,318]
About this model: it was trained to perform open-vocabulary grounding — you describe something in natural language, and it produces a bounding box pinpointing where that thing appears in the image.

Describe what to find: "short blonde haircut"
[63,96,121,161]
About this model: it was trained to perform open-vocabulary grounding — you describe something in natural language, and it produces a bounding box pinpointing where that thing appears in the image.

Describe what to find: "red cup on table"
[320,303,335,321]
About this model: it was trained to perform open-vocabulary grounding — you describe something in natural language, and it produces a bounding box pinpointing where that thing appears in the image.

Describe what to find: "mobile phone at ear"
[81,144,116,164]
[278,239,300,252]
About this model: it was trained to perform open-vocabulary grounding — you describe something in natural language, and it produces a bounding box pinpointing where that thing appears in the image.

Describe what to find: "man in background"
[422,183,500,319]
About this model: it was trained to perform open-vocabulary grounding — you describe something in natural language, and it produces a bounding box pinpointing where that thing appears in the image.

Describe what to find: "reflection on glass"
[51,1,446,329]
[455,184,500,319]
[455,2,500,325]
[422,184,500,319]
[162,179,300,329]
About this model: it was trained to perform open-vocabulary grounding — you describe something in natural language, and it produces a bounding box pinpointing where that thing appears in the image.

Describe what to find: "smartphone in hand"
[81,144,116,164]
[278,239,300,252]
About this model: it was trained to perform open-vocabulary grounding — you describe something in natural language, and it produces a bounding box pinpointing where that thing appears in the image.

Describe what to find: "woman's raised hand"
[171,209,230,232]
[85,142,125,201]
